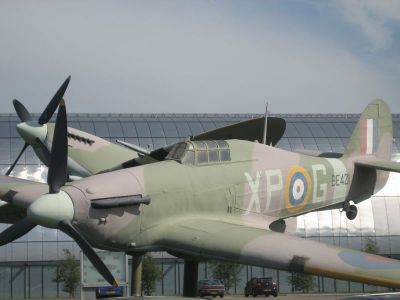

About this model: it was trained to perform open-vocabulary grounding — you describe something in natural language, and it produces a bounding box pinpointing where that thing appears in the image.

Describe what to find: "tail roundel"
[343,99,392,160]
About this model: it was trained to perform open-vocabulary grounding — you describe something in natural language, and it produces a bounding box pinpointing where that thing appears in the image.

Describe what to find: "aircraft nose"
[16,122,47,145]
[27,191,74,228]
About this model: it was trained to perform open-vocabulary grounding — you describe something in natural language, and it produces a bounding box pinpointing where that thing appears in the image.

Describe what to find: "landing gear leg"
[343,201,358,220]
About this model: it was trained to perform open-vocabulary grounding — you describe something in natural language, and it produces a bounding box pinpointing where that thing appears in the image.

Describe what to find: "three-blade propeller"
[0,100,118,287]
[6,76,71,175]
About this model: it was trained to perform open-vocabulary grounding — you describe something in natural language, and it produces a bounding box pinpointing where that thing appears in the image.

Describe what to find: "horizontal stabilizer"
[355,158,400,173]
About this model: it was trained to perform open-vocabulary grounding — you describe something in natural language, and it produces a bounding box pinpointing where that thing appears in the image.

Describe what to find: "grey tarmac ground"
[9,296,400,300]
[106,294,400,300]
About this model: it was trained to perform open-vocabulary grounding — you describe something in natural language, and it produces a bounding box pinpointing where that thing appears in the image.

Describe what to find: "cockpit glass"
[181,150,195,164]
[209,149,219,162]
[197,150,208,163]
[166,140,231,165]
[216,140,229,148]
[166,142,187,161]
[192,140,207,150]
[205,140,218,148]
[220,149,231,161]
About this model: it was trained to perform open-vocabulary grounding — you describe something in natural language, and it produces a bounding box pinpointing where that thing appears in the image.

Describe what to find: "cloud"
[336,0,400,52]
[0,1,398,114]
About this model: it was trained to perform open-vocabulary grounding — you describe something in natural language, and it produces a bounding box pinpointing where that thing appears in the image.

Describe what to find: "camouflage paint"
[1,99,400,287]
[46,123,138,176]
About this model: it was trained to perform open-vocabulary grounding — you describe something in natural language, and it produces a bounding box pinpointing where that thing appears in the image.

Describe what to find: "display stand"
[80,250,128,300]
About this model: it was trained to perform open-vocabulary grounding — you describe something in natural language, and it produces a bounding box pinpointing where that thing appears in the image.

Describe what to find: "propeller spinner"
[6,76,71,175]
[0,100,118,287]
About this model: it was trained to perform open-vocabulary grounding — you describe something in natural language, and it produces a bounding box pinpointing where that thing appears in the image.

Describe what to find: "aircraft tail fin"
[343,99,395,201]
[343,99,393,160]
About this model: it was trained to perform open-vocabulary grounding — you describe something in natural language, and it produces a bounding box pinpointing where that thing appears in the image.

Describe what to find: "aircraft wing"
[154,217,400,288]
[192,116,286,145]
[103,117,287,173]
[0,176,45,224]
[47,124,141,176]
[0,202,25,224]
[0,176,48,209]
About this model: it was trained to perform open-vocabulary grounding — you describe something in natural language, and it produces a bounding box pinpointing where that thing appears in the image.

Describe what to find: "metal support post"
[183,260,198,297]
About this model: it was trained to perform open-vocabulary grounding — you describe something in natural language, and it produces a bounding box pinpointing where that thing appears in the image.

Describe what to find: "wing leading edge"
[0,176,47,224]
[0,203,25,224]
[153,217,400,288]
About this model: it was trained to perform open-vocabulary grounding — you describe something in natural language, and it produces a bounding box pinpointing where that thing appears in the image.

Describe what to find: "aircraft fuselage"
[64,139,387,253]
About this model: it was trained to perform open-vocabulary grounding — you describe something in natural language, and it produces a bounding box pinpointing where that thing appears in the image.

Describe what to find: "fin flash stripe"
[361,118,378,155]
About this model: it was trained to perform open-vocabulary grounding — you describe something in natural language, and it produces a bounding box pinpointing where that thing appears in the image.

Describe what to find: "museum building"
[0,112,399,298]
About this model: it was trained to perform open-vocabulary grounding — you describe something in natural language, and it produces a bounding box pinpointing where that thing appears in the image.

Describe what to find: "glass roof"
[0,114,399,154]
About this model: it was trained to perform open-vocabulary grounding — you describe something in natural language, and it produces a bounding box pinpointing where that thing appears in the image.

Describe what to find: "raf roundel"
[284,166,312,213]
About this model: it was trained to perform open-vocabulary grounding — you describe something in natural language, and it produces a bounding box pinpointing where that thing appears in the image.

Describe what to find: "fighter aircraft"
[1,94,400,289]
[7,76,139,178]
[7,77,286,178]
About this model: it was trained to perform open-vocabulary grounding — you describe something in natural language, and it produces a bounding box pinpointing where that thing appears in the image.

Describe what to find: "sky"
[0,0,399,114]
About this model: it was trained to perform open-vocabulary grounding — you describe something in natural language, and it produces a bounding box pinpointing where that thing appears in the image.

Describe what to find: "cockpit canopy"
[166,140,231,165]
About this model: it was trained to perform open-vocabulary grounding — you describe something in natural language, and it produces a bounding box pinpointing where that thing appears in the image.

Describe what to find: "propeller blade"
[13,99,32,122]
[35,138,51,167]
[47,99,67,193]
[0,218,36,246]
[59,220,118,287]
[38,76,71,125]
[5,143,29,175]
